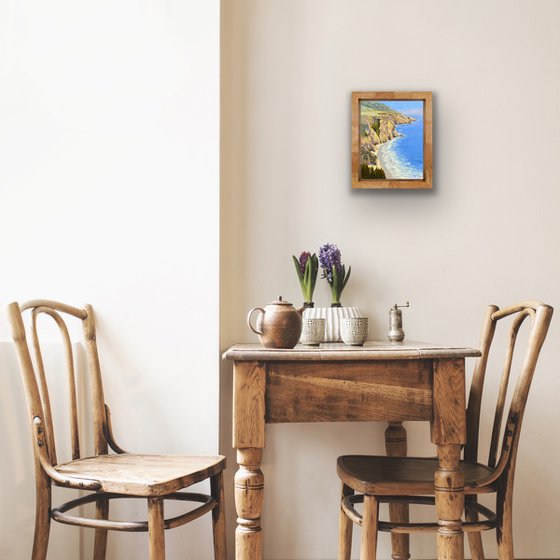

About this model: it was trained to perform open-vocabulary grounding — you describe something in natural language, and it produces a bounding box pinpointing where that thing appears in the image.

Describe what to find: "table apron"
[265,360,434,423]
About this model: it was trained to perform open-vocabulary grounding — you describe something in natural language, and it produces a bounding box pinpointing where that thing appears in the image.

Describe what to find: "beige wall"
[221,0,560,558]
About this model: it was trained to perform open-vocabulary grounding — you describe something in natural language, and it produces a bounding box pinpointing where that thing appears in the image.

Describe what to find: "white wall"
[221,0,560,558]
[0,1,220,559]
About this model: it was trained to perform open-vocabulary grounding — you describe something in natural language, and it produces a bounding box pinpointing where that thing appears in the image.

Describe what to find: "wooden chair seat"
[337,455,495,496]
[55,453,226,497]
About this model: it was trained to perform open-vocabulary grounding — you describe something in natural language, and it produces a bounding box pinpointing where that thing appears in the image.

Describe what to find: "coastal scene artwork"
[352,92,432,189]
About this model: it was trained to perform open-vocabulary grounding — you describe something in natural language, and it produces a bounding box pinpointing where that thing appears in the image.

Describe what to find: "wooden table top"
[223,341,480,362]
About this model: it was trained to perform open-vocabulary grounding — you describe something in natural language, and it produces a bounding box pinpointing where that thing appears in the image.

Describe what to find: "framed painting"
[352,91,432,189]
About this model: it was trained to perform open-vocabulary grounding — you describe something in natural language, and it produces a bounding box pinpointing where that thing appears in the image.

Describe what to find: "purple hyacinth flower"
[319,243,342,284]
[299,251,311,276]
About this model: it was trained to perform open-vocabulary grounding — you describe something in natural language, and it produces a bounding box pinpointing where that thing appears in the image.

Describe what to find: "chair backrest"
[8,300,109,469]
[464,302,553,480]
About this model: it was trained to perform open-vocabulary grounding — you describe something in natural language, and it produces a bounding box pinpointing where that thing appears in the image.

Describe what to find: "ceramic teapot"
[247,296,302,349]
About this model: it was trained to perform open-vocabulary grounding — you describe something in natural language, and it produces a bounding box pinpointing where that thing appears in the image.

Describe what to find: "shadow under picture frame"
[352,91,432,189]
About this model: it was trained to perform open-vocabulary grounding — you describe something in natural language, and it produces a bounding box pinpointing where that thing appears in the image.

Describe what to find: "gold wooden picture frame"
[352,91,432,189]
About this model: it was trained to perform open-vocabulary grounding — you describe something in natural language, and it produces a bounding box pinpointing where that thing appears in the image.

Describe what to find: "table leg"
[385,422,410,560]
[232,361,266,560]
[234,448,264,560]
[431,359,466,560]
[435,444,464,560]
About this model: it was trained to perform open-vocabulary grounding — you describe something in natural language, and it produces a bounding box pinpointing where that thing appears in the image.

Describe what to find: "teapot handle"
[247,307,265,335]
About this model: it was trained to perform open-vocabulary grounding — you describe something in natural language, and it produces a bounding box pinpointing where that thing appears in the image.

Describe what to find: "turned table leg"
[235,448,264,560]
[232,361,266,560]
[435,444,464,560]
[385,422,410,560]
[431,359,467,560]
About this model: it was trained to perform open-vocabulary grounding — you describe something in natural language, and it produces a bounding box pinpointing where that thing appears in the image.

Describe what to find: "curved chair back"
[465,302,553,481]
[8,300,109,470]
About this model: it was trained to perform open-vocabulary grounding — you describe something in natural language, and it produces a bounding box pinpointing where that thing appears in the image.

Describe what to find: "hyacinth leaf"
[341,265,352,291]
[304,258,311,284]
[303,259,311,300]
[304,255,318,302]
[293,255,304,281]
[309,254,318,293]
[331,264,337,287]
[331,265,340,303]
[293,255,307,297]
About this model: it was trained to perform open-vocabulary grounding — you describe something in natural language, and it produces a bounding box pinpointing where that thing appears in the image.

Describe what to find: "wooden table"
[223,341,480,560]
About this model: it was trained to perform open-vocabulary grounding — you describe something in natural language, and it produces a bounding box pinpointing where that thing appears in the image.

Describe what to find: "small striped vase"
[302,306,362,342]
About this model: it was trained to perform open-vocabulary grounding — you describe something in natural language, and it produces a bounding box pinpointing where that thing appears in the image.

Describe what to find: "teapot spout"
[297,302,315,315]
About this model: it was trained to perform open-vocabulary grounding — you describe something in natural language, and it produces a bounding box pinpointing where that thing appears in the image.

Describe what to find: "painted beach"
[359,100,424,180]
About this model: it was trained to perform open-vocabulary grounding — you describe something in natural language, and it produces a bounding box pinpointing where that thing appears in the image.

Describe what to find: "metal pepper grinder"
[388,302,409,342]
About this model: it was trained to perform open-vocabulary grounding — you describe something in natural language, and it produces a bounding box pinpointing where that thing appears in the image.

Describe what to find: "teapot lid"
[270,296,293,306]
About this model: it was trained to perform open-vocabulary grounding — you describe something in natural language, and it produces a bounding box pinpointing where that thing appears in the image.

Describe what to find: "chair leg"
[388,502,410,560]
[148,497,166,560]
[338,484,353,560]
[360,495,379,560]
[93,496,110,560]
[210,472,227,560]
[465,496,485,560]
[467,530,485,560]
[496,484,514,560]
[31,471,51,560]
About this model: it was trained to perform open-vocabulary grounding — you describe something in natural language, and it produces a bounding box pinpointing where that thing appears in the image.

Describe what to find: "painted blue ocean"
[379,101,424,180]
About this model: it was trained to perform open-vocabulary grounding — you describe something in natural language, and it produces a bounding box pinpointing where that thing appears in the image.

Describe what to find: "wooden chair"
[337,301,553,560]
[8,300,227,560]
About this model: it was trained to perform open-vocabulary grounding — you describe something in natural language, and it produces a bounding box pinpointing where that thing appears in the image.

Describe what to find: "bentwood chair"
[337,302,553,560]
[8,300,226,560]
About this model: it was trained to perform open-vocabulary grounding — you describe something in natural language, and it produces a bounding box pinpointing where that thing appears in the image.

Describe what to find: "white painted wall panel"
[0,1,220,558]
